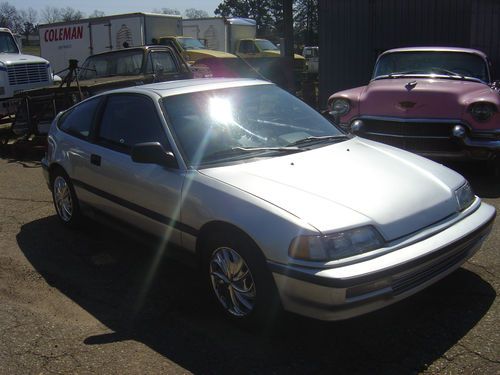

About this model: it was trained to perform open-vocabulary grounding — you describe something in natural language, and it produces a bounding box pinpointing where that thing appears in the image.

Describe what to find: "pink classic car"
[327,47,500,160]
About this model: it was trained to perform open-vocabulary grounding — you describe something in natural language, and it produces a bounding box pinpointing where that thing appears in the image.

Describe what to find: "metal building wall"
[470,0,500,76]
[319,0,499,107]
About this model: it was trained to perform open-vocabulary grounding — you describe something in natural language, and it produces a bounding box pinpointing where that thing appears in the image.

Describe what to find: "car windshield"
[178,37,206,50]
[79,49,144,80]
[255,39,279,51]
[0,32,19,53]
[163,84,345,166]
[373,51,489,82]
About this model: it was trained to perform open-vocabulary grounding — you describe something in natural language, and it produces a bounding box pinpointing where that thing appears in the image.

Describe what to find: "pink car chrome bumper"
[345,116,500,160]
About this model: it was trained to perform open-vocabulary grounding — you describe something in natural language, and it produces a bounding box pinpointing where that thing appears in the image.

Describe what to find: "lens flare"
[209,97,234,126]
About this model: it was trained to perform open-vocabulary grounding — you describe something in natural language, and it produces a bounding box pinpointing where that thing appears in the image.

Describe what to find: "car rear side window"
[98,94,167,152]
[59,97,101,139]
[146,51,177,74]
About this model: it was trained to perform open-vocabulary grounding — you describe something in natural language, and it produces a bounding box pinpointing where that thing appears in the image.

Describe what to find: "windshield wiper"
[378,69,467,80]
[383,70,426,78]
[202,146,303,161]
[428,68,464,79]
[288,135,349,147]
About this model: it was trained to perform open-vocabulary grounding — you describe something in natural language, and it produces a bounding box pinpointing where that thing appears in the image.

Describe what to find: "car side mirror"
[131,142,178,168]
[491,80,500,91]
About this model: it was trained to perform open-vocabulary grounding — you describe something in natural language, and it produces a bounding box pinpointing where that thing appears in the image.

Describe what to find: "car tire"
[51,169,82,227]
[203,231,282,327]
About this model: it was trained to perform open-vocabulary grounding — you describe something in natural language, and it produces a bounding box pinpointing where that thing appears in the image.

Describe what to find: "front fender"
[327,85,367,124]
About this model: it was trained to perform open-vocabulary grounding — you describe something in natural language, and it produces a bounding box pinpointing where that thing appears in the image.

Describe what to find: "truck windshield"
[0,32,19,53]
[255,40,279,51]
[162,84,345,166]
[178,37,206,50]
[373,51,490,82]
[79,50,144,80]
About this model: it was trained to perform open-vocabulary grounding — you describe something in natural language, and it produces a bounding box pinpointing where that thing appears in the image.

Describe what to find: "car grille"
[391,229,488,296]
[7,63,49,86]
[358,118,462,153]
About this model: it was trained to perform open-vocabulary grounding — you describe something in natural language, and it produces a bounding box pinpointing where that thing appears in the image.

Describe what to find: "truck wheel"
[51,169,82,227]
[204,231,281,327]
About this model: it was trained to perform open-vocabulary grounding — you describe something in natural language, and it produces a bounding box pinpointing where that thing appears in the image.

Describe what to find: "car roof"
[381,46,488,59]
[105,78,273,97]
[86,45,171,58]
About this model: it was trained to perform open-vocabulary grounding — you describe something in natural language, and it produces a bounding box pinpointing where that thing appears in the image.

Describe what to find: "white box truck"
[39,12,182,73]
[0,28,52,120]
[182,17,305,78]
[182,17,257,54]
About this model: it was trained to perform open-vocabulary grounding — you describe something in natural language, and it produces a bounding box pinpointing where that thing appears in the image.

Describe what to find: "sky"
[13,0,221,18]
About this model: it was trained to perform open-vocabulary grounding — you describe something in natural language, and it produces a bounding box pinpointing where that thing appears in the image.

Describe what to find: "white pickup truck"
[0,28,53,120]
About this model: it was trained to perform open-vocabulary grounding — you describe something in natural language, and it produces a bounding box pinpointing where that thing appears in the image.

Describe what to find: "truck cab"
[235,38,277,58]
[235,38,306,78]
[0,28,53,119]
[236,39,304,61]
[158,36,236,64]
[302,46,319,74]
[12,45,191,137]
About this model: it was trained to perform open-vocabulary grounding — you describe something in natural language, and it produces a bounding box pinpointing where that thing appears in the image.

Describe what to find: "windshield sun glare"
[163,85,344,166]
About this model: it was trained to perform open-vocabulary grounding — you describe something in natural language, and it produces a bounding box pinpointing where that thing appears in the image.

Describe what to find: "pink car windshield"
[373,51,489,82]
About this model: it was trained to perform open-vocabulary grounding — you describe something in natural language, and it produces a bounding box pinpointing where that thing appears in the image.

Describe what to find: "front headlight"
[289,226,384,261]
[455,181,475,211]
[469,102,496,122]
[330,98,351,117]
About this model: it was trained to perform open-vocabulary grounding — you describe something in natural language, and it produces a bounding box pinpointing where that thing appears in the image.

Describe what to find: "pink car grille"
[359,119,462,153]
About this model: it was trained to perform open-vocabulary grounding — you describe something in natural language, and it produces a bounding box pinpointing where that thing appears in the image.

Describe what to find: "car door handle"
[90,154,101,166]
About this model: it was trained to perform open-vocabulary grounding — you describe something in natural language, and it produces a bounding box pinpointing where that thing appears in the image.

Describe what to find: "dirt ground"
[0,151,499,375]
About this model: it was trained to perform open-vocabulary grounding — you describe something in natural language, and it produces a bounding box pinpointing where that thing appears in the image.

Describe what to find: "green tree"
[153,8,181,15]
[41,6,61,24]
[214,0,318,44]
[59,7,84,21]
[89,10,105,18]
[214,0,275,37]
[294,0,318,46]
[19,7,38,43]
[185,8,209,19]
[0,2,21,32]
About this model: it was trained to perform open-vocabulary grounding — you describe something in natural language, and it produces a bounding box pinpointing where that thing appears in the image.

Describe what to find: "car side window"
[97,94,168,153]
[59,97,101,139]
[146,51,177,74]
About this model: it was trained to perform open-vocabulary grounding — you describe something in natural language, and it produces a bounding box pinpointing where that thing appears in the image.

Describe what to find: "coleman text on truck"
[39,13,183,73]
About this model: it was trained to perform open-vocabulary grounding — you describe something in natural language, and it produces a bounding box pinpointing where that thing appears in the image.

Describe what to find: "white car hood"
[200,138,465,240]
[0,53,49,65]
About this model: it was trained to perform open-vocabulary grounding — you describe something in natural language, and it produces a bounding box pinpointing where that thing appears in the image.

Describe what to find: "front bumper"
[269,202,495,321]
[452,126,500,153]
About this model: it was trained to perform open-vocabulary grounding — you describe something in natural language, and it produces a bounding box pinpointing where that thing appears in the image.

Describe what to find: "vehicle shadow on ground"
[17,216,495,375]
[0,137,46,162]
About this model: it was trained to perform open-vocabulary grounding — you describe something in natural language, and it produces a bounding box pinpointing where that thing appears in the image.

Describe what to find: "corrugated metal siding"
[470,0,500,76]
[319,0,499,107]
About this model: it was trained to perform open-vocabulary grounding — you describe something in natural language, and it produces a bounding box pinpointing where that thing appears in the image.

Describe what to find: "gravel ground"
[0,152,499,375]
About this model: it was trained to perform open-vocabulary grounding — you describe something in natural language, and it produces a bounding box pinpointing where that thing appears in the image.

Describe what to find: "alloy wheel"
[209,246,256,317]
[53,176,73,222]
